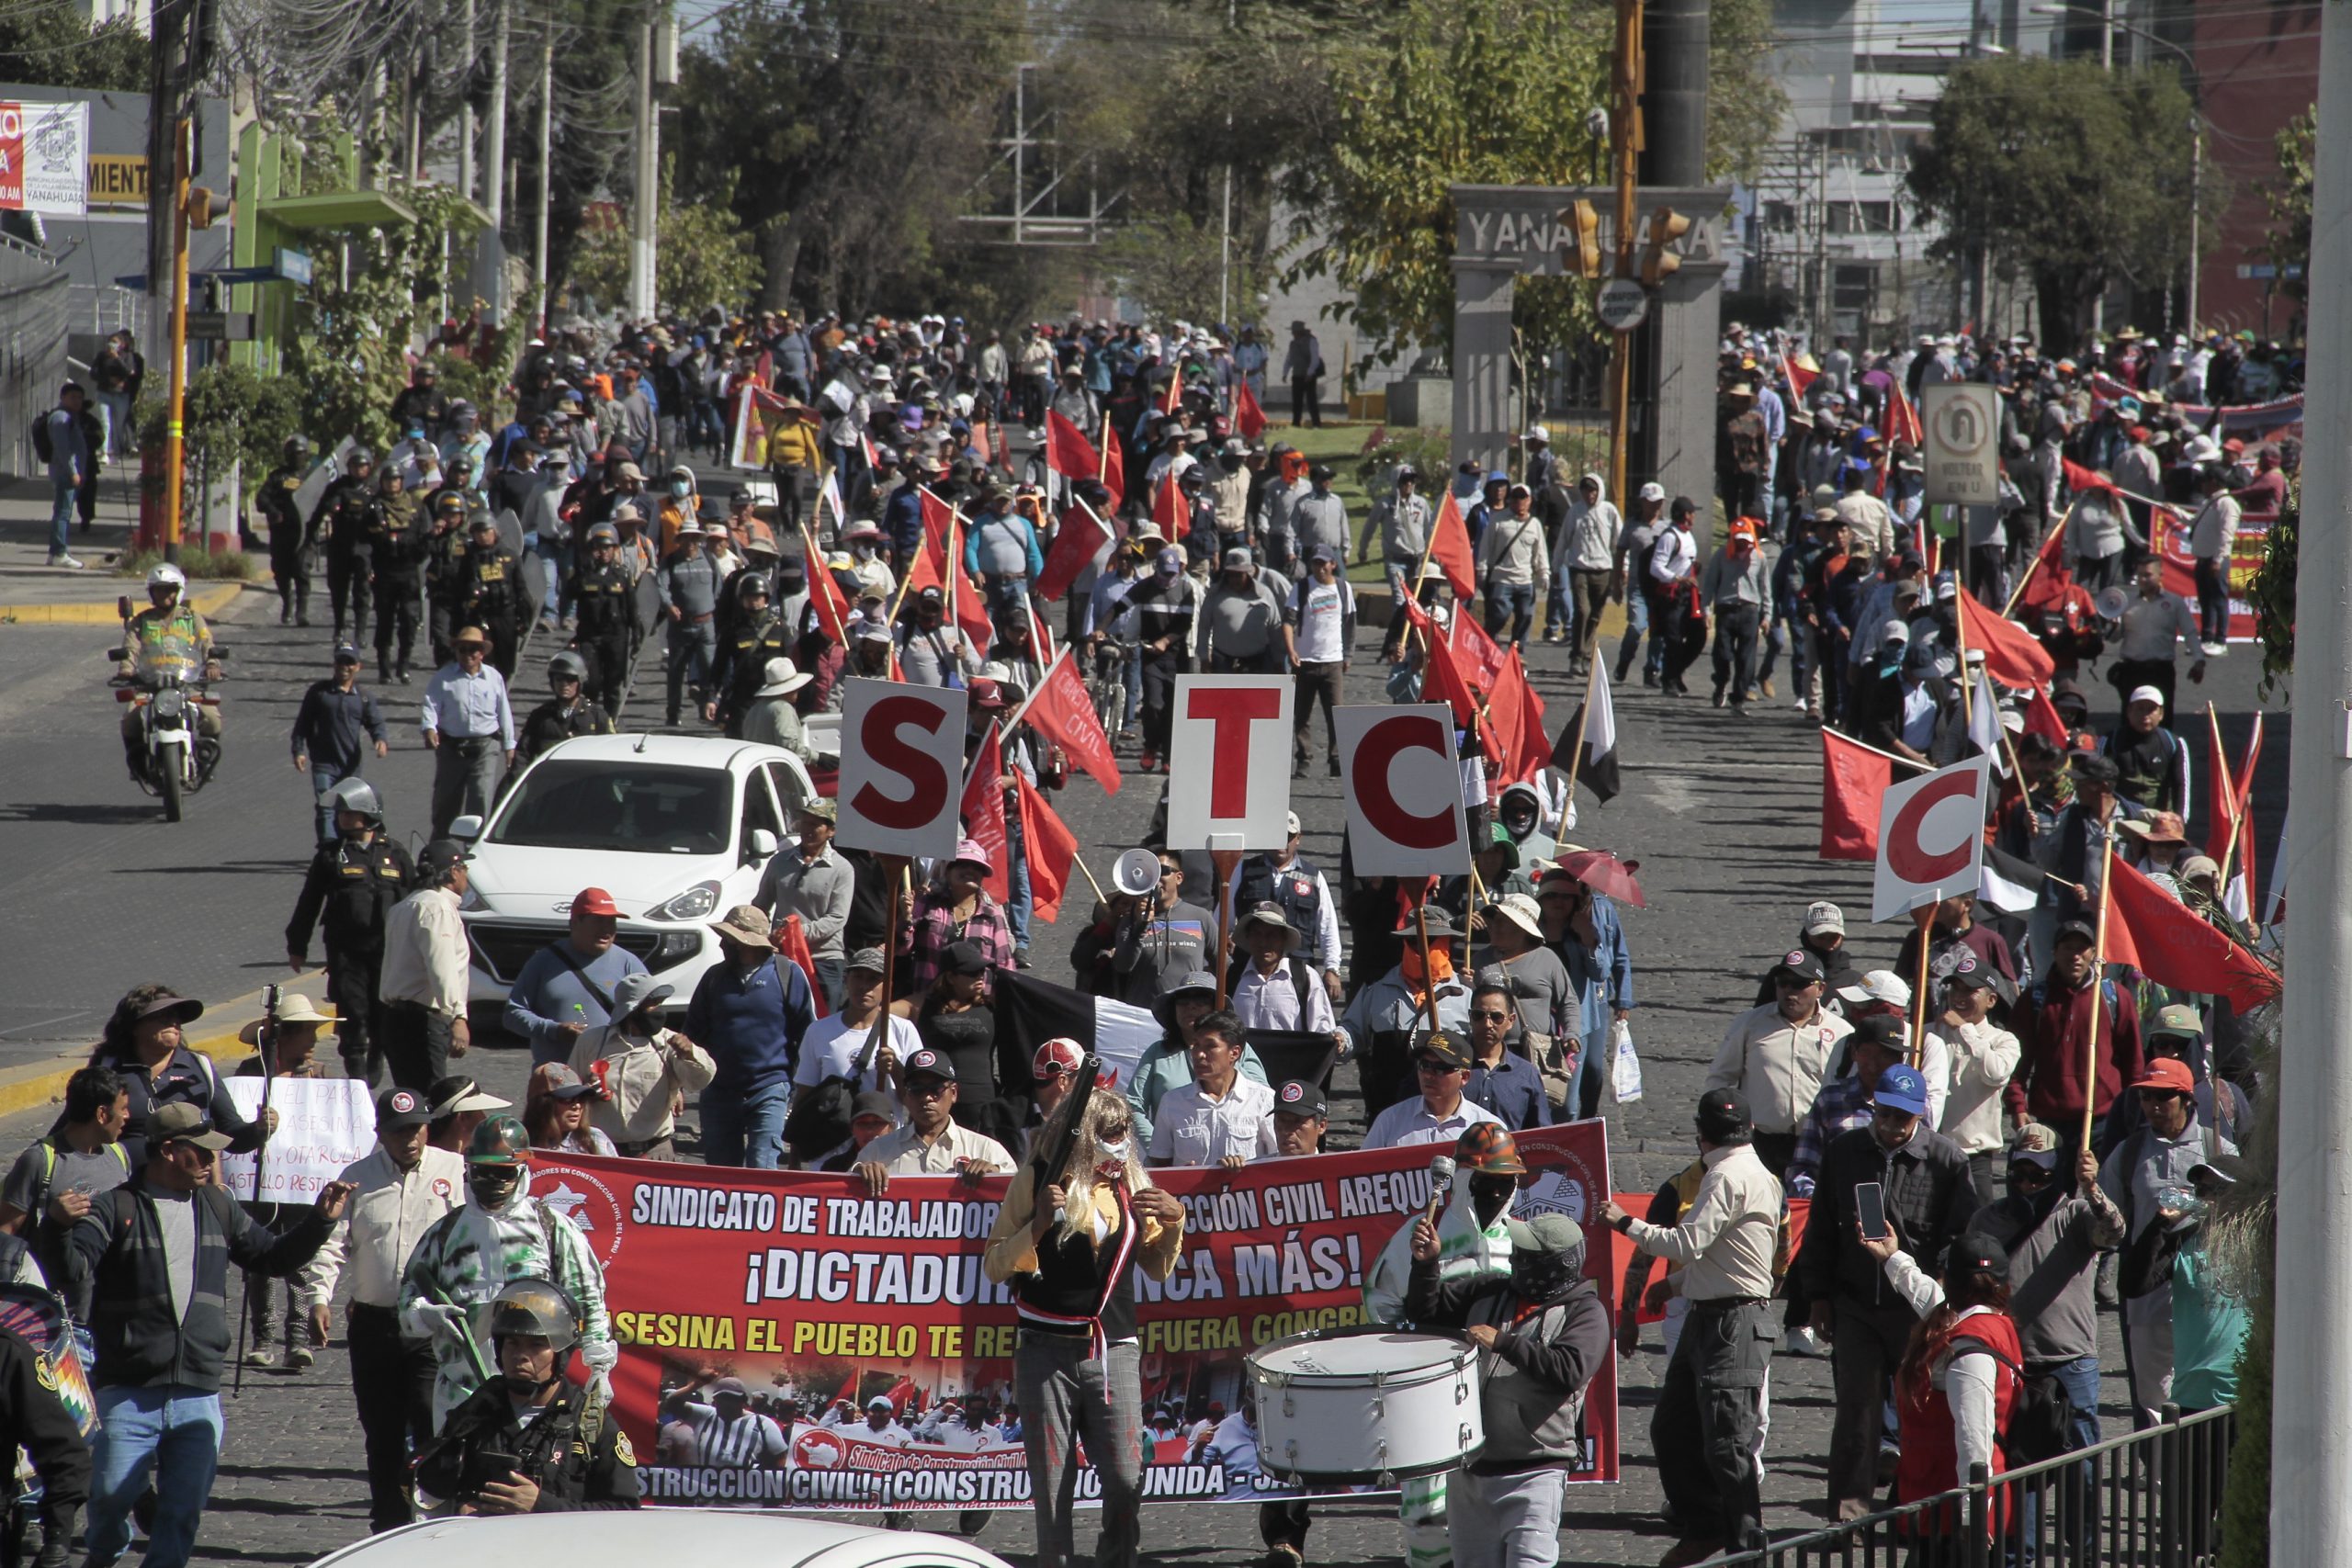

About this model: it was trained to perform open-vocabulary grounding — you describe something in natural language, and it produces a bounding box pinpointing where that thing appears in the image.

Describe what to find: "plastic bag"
[1609,1018,1644,1103]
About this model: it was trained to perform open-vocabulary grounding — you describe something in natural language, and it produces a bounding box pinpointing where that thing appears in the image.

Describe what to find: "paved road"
[0,542,2282,1564]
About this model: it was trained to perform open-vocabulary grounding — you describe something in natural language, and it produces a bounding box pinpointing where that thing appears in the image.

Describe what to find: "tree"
[571,162,762,319]
[2263,107,2314,309]
[1908,55,2212,346]
[0,11,148,91]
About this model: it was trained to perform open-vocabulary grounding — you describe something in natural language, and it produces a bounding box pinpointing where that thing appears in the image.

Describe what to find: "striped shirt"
[684,1403,787,1468]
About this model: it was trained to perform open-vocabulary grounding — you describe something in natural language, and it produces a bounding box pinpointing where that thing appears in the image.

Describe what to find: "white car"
[449,733,818,1021]
[309,1512,1019,1568]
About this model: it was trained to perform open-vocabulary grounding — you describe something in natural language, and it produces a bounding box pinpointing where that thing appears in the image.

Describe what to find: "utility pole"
[535,13,553,332]
[2273,7,2352,1562]
[484,0,509,231]
[459,0,478,206]
[1604,0,1641,510]
[628,1,658,319]
[162,118,192,565]
[1217,0,1234,324]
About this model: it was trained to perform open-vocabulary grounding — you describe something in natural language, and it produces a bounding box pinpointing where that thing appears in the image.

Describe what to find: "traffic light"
[1640,206,1690,287]
[185,186,226,230]
[1560,200,1602,278]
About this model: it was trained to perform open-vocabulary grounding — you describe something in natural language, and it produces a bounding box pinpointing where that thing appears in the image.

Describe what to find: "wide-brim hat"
[239,996,335,1043]
[754,657,811,698]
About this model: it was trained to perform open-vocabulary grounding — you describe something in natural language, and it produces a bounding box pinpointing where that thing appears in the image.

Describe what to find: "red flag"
[1027,595,1058,667]
[948,544,992,660]
[2061,458,2123,502]
[1488,649,1550,785]
[1450,609,1510,690]
[859,429,879,471]
[1425,489,1478,601]
[959,723,1012,902]
[1045,410,1101,480]
[1014,772,1080,923]
[2104,856,2281,1012]
[1402,599,1488,748]
[768,913,832,1019]
[1821,728,1895,861]
[1359,424,1388,455]
[798,522,853,645]
[2023,684,2068,746]
[1036,502,1114,603]
[1781,350,1818,402]
[1100,412,1126,499]
[2015,522,2075,616]
[904,489,955,594]
[2207,713,2263,919]
[1885,383,1923,447]
[1152,472,1189,537]
[1954,591,2055,688]
[1021,649,1120,795]
[1233,378,1268,441]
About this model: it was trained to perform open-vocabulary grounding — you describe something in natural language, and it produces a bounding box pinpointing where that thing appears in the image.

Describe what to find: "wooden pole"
[1211,848,1244,1006]
[1561,664,1599,801]
[1070,851,1109,907]
[876,860,904,1035]
[1413,894,1439,1035]
[2002,500,2076,617]
[2079,831,2117,1153]
[2209,703,2246,892]
[1910,903,1937,1068]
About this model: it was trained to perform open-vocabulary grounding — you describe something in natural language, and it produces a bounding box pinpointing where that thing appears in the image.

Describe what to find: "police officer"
[425,454,478,525]
[457,513,526,680]
[659,522,725,727]
[259,435,313,627]
[369,463,430,683]
[306,448,379,646]
[718,535,781,647]
[413,1279,639,1514]
[286,777,415,1083]
[515,651,615,767]
[423,491,470,667]
[710,577,792,734]
[567,524,641,714]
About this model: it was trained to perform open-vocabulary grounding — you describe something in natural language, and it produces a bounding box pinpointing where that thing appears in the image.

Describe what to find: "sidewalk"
[0,982,272,1120]
[0,470,244,624]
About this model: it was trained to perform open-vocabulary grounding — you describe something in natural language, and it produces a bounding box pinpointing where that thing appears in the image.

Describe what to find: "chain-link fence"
[0,238,71,479]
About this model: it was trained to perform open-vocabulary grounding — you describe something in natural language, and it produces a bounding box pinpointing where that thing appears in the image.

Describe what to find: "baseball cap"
[333,643,362,664]
[1945,1234,2012,1280]
[1414,1029,1472,1070]
[1770,947,1827,985]
[1504,1213,1585,1256]
[1637,482,1666,502]
[867,1395,896,1412]
[147,1101,232,1152]
[571,886,621,918]
[1273,1079,1328,1120]
[845,946,888,976]
[850,1090,899,1125]
[1032,1038,1085,1078]
[417,839,469,876]
[1871,1064,1930,1116]
[2053,917,2098,947]
[951,837,994,873]
[375,1087,433,1131]
[1222,547,1254,571]
[2149,1002,2203,1041]
[2131,1058,2196,1095]
[2127,684,2166,710]
[944,939,990,976]
[712,1377,752,1400]
[1837,970,1912,1008]
[901,1048,956,1085]
[1849,1014,1908,1055]
[1696,1087,1752,1145]
[2007,1121,2063,1170]
[1802,901,1846,937]
[535,1063,599,1101]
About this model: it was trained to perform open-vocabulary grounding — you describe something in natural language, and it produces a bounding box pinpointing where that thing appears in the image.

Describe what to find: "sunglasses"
[1470,1009,1512,1022]
[904,1079,953,1099]
[1415,1058,1466,1075]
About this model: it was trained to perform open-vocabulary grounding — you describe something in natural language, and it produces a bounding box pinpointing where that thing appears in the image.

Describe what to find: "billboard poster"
[0,102,90,216]
[530,1122,1616,1511]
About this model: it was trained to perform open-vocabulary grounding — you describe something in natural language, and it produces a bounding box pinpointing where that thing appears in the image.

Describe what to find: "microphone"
[1424,1156,1456,1227]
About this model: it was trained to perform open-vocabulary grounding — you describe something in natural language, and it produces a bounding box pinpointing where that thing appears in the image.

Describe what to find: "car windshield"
[488,760,732,854]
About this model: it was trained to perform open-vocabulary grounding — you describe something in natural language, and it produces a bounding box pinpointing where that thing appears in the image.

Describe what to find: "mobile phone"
[1855,1181,1890,1242]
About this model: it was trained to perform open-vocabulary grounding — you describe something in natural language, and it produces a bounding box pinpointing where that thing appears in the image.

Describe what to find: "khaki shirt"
[860,1119,1012,1178]
[1703,1003,1854,1136]
[1625,1142,1781,1301]
[300,1145,467,1310]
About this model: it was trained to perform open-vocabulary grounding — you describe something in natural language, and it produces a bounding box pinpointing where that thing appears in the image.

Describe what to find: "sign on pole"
[1334,705,1470,876]
[0,102,89,216]
[1872,756,1991,921]
[1595,277,1650,333]
[1922,383,2000,505]
[834,679,968,859]
[220,1077,376,1202]
[1167,675,1295,851]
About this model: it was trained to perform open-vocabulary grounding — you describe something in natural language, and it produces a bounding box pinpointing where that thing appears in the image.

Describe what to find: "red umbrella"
[1555,850,1645,909]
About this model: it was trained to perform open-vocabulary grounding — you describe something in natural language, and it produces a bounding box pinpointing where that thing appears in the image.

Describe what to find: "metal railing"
[0,246,70,479]
[1715,1404,2235,1567]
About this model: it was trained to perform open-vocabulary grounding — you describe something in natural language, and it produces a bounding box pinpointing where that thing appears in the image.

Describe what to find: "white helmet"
[146,563,187,593]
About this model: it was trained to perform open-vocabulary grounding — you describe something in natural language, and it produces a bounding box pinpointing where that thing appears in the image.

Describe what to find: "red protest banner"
[530,1122,1614,1512]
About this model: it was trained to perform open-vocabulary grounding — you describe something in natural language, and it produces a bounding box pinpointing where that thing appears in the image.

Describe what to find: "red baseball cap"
[2131,1058,2195,1095]
[1032,1038,1084,1077]
[571,886,621,918]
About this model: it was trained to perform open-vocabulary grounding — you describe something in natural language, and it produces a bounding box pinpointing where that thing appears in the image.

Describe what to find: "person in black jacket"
[67,1103,349,1568]
[286,779,415,1083]
[514,651,614,768]
[288,647,390,846]
[423,492,471,667]
[0,1317,92,1568]
[306,451,380,646]
[86,987,273,1169]
[368,469,432,683]
[257,437,313,626]
[1796,1063,1978,1520]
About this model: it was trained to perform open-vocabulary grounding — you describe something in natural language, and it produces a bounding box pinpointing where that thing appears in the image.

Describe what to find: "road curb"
[0,579,244,626]
[0,984,269,1120]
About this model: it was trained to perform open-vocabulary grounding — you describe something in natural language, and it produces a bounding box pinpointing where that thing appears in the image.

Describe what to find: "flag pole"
[1910,903,1937,1068]
[1099,412,1114,486]
[2209,703,2247,893]
[2080,830,2118,1154]
[1069,849,1109,907]
[1212,848,1244,1007]
[1562,665,1598,800]
[2002,500,2076,617]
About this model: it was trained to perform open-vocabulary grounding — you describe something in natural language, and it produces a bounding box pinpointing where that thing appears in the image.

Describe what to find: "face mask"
[1094,1138,1131,1168]
[671,481,691,498]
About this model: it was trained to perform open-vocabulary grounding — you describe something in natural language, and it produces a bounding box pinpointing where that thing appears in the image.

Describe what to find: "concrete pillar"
[1640,255,1728,509]
[1449,259,1518,479]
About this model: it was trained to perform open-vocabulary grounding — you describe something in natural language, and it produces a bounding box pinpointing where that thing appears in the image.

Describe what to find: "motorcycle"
[108,594,227,822]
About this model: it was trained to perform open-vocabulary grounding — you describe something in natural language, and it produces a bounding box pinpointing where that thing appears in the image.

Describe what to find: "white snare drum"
[1246,1327,1484,1484]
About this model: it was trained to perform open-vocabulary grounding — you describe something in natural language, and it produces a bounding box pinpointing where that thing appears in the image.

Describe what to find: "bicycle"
[1088,636,1136,743]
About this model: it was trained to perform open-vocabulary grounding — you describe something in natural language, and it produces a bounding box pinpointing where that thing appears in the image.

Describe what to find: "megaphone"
[1113,848,1161,898]
[2095,586,2130,622]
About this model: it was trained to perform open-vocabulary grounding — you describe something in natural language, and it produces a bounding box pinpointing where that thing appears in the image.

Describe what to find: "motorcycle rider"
[116,562,222,778]
[515,650,615,767]
[286,777,414,1084]
[369,462,431,683]
[566,523,640,714]
[258,434,313,626]
[422,491,470,666]
[413,1278,639,1514]
[306,448,379,646]
[456,514,526,680]
[398,1115,616,1427]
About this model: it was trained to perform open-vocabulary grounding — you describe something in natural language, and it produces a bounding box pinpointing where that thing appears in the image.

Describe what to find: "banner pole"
[1211,848,1244,1007]
[1562,665,1597,800]
[1910,903,1936,1068]
[2002,499,2075,617]
[2080,832,2116,1155]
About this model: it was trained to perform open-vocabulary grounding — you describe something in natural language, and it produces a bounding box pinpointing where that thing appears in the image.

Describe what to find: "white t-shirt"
[1286,576,1355,664]
[793,1012,923,1090]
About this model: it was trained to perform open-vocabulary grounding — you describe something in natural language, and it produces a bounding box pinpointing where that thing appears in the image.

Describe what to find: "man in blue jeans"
[66,1103,353,1568]
[689,904,816,1168]
[44,381,90,570]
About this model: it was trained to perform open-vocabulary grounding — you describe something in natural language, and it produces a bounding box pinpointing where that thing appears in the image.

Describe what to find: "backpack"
[30,410,54,465]
[1976,1342,2078,1466]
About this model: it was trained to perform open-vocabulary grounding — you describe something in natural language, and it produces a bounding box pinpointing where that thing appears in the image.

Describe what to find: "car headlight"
[644,880,722,922]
